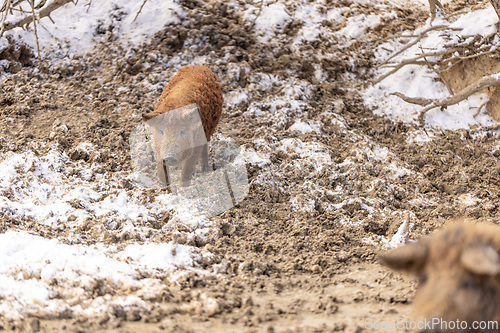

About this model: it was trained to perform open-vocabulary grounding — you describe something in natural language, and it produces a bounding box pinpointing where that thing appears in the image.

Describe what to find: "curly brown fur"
[143,65,223,140]
[379,221,500,332]
[143,65,223,186]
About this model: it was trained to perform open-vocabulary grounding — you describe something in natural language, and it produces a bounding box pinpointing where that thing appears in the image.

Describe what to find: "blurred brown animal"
[379,221,500,332]
[142,65,223,186]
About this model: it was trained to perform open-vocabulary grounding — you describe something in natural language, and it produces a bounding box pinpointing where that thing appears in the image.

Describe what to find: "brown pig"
[379,221,500,332]
[142,65,223,187]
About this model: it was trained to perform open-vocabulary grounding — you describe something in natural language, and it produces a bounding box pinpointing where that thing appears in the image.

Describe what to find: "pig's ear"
[461,244,500,276]
[378,241,429,275]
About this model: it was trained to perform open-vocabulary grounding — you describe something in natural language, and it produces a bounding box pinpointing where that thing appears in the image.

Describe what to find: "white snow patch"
[0,230,210,318]
[289,120,320,134]
[0,37,8,52]
[449,7,498,36]
[251,3,291,42]
[6,0,185,59]
[338,14,383,40]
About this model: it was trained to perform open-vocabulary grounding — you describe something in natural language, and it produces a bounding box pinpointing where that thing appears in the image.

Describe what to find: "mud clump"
[0,37,32,73]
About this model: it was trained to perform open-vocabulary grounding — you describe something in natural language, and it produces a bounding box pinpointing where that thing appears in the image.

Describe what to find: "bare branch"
[378,25,454,67]
[3,0,73,31]
[440,50,497,73]
[0,0,11,36]
[132,0,148,23]
[428,0,444,21]
[417,73,500,123]
[390,92,433,106]
[374,51,449,84]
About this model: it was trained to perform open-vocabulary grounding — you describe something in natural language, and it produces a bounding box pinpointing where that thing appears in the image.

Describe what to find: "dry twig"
[0,0,11,37]
[473,101,489,118]
[132,0,148,23]
[374,50,453,84]
[29,0,41,62]
[378,25,454,67]
[428,0,444,21]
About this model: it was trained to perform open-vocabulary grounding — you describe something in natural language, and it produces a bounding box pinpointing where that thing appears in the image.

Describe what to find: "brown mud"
[0,0,499,332]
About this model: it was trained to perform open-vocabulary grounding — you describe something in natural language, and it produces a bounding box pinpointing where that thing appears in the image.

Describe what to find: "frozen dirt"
[0,0,499,332]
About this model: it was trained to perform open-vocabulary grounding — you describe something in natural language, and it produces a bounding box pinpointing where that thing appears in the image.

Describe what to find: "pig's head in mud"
[144,105,207,186]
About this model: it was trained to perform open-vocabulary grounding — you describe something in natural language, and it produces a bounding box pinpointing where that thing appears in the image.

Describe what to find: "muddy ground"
[0,0,499,332]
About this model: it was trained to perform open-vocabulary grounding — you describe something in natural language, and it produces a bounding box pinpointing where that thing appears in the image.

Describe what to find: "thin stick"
[0,0,11,37]
[378,25,453,67]
[374,50,451,84]
[132,0,147,23]
[29,0,41,62]
[85,0,91,13]
[473,101,488,118]
[428,0,444,21]
[390,92,432,106]
[440,50,497,73]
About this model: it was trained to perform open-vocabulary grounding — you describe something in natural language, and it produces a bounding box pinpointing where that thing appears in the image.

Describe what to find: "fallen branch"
[391,73,500,124]
[1,0,73,33]
[374,50,451,84]
[132,0,147,23]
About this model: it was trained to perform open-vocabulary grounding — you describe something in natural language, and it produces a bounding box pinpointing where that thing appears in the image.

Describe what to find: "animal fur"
[379,221,500,332]
[143,65,223,186]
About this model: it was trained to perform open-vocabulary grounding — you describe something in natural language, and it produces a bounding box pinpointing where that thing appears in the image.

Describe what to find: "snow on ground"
[0,144,217,318]
[363,3,499,129]
[0,230,211,319]
[7,0,185,59]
